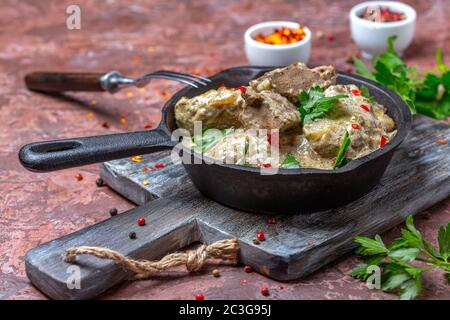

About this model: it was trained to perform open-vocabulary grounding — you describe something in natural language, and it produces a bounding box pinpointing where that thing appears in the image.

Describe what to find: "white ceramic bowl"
[244,21,311,66]
[350,1,416,59]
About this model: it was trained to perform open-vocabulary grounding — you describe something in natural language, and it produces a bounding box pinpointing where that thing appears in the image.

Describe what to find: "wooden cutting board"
[25,116,449,299]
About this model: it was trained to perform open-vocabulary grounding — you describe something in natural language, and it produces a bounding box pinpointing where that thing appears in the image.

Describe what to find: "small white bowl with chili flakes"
[350,1,416,59]
[244,21,311,66]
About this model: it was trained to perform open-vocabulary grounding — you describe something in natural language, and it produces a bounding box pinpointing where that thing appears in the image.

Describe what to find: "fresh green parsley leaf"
[406,215,422,239]
[399,277,421,300]
[192,128,232,153]
[381,273,411,291]
[298,87,347,124]
[388,248,420,262]
[354,36,450,119]
[281,153,300,169]
[435,48,450,73]
[355,234,389,255]
[416,94,450,120]
[350,215,450,300]
[438,222,450,261]
[332,131,351,169]
[360,86,376,104]
[353,57,376,81]
[381,271,421,300]
[349,263,371,280]
[239,142,250,166]
[353,35,416,113]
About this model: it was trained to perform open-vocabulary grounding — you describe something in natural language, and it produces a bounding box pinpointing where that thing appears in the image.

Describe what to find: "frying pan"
[19,66,411,214]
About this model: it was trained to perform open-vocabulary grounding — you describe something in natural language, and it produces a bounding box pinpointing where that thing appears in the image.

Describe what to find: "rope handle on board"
[63,238,239,280]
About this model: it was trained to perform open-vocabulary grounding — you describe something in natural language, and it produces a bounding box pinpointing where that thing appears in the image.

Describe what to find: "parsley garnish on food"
[332,131,351,169]
[239,142,250,166]
[354,36,450,119]
[298,87,348,124]
[192,128,232,153]
[281,152,300,169]
[360,86,376,105]
[350,215,450,300]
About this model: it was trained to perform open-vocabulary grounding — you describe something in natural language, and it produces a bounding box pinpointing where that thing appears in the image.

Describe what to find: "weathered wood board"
[26,116,449,299]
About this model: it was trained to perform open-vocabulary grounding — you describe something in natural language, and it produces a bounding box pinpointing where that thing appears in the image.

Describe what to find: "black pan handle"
[19,127,177,172]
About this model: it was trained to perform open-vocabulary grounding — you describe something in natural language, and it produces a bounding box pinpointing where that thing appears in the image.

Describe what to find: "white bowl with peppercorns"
[244,21,311,66]
[350,1,416,59]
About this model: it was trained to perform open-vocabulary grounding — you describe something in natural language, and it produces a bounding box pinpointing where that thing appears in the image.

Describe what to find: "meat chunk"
[250,63,336,102]
[239,88,300,132]
[175,87,245,134]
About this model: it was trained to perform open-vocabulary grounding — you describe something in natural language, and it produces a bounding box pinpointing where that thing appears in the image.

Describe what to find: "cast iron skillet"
[19,66,411,213]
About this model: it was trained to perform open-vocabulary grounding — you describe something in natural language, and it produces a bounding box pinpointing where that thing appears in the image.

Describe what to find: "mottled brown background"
[0,0,449,300]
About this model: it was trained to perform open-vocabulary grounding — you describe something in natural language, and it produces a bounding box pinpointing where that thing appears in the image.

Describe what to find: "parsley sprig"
[192,128,232,153]
[350,215,450,300]
[354,36,450,119]
[333,131,351,169]
[281,152,300,169]
[298,87,347,124]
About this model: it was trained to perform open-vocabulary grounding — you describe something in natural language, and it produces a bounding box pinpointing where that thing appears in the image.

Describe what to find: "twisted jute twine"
[63,239,239,280]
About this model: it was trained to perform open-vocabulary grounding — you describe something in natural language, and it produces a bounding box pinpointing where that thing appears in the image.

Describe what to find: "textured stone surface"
[0,0,449,300]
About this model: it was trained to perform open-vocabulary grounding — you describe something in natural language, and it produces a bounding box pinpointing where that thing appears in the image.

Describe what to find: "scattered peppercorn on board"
[25,115,449,300]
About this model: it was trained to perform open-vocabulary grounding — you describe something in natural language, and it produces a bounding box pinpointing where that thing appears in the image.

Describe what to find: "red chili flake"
[351,89,361,96]
[380,135,388,147]
[75,173,83,181]
[132,55,141,63]
[147,166,154,171]
[142,167,147,172]
[352,123,360,129]
[237,86,247,94]
[267,217,277,225]
[262,163,272,168]
[195,293,204,300]
[360,104,370,112]
[101,122,110,129]
[155,163,165,168]
[244,265,253,273]
[220,83,225,87]
[143,124,153,129]
[267,134,272,145]
[326,33,334,41]
[137,217,146,226]
[437,139,447,145]
[260,287,270,296]
[278,285,285,290]
[256,232,266,241]
[345,66,353,73]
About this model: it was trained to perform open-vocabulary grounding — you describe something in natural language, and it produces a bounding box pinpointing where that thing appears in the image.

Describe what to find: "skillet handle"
[19,127,177,172]
[24,71,122,93]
